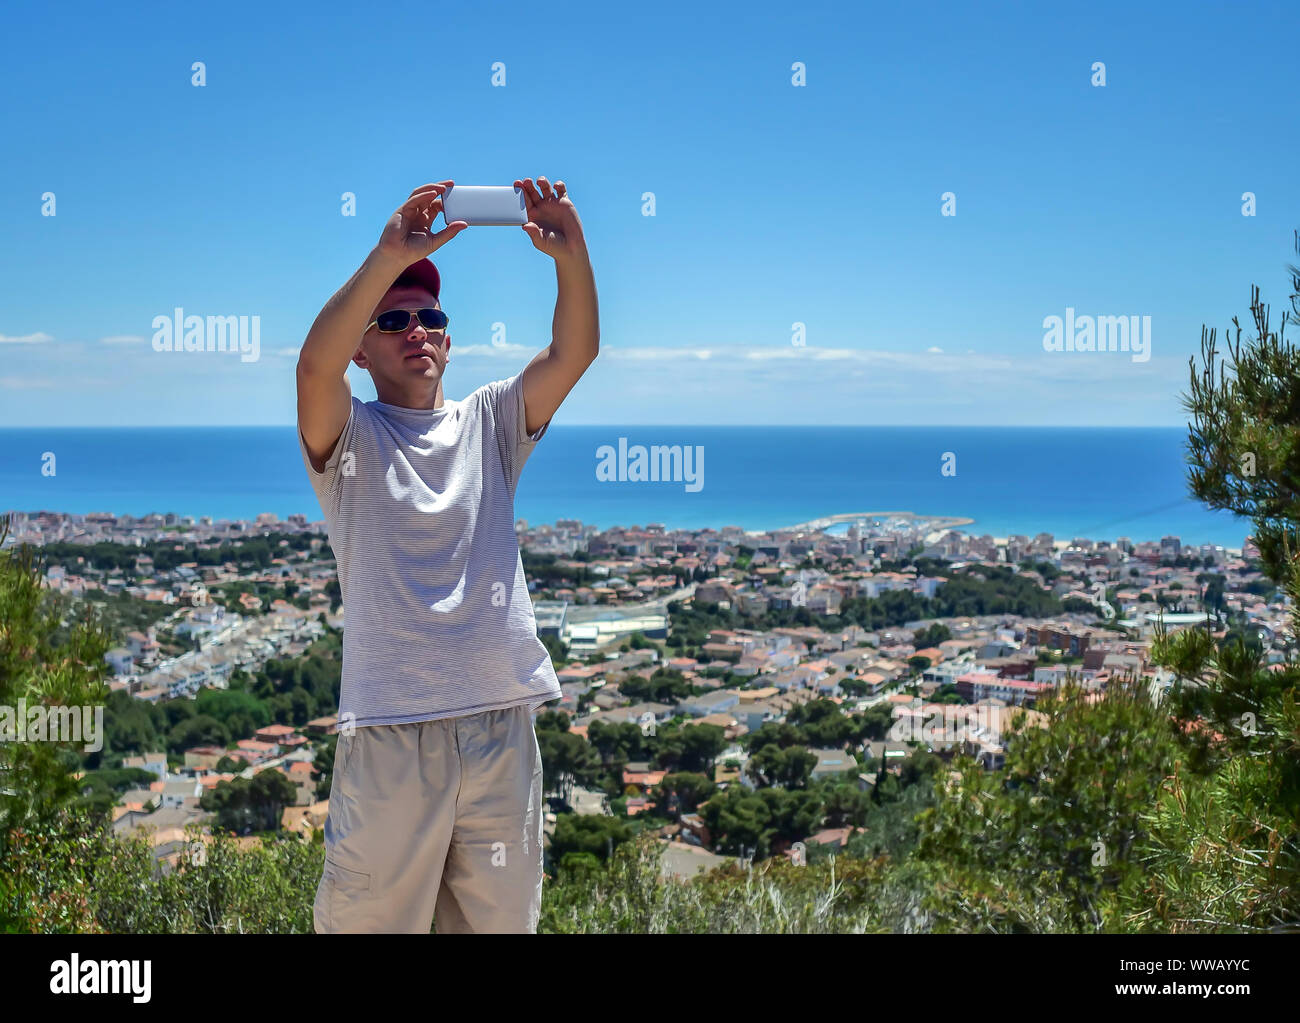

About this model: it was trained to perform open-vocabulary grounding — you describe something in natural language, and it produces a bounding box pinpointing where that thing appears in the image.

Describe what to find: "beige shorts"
[313,703,544,933]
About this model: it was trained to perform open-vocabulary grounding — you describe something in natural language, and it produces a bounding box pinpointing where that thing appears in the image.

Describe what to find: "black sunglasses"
[366,307,449,334]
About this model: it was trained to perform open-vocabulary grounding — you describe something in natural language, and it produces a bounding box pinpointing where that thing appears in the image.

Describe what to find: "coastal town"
[0,507,1281,879]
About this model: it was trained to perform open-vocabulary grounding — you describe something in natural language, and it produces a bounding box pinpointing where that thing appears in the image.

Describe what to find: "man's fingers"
[406,180,452,199]
[516,176,568,208]
[430,221,468,249]
[395,197,447,238]
[521,222,550,252]
[401,189,444,215]
[398,183,451,218]
[517,177,542,207]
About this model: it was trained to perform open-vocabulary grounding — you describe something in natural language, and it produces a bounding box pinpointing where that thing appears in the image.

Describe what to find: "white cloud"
[0,332,52,344]
[447,341,1177,382]
[605,347,714,361]
[476,343,1189,425]
[0,376,56,389]
[0,337,1197,425]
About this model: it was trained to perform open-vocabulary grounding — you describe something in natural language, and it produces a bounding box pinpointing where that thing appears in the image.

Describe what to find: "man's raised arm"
[514,176,599,436]
[296,182,466,471]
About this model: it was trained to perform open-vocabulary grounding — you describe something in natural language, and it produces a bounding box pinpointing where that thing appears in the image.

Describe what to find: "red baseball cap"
[391,257,441,300]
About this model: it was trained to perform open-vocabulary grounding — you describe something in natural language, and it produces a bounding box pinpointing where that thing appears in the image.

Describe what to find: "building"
[680,689,741,718]
[1024,623,1093,657]
[122,752,168,781]
[809,748,860,782]
[955,673,1051,706]
[281,760,318,806]
[104,647,135,675]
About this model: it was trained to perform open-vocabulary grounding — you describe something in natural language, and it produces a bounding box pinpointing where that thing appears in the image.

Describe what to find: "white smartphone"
[441,185,528,226]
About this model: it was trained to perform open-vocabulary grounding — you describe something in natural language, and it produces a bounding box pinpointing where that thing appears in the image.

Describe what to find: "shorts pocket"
[324,856,372,893]
[319,857,372,933]
[337,731,359,774]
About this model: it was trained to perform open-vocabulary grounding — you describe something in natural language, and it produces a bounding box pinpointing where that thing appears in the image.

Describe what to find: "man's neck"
[375,378,445,410]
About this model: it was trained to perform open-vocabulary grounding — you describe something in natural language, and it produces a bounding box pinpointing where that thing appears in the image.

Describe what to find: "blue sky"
[1,0,1297,426]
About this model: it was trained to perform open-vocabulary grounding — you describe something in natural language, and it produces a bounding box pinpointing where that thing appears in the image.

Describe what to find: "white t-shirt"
[298,371,561,728]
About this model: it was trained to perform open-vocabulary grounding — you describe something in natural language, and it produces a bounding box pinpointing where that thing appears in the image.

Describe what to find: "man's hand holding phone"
[374,181,468,268]
[514,176,589,265]
[433,177,589,265]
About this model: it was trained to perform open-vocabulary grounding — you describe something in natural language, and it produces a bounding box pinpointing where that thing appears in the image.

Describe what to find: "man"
[296,177,598,932]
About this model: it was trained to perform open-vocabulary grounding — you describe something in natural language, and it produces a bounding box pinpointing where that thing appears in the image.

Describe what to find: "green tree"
[1184,231,1300,582]
[651,771,715,817]
[1143,237,1300,930]
[536,725,603,806]
[548,813,635,865]
[912,623,952,648]
[0,519,112,932]
[201,769,299,834]
[917,681,1181,932]
[745,745,818,790]
[539,632,568,670]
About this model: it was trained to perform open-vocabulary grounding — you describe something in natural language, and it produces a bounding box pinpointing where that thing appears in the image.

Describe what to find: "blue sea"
[0,426,1248,549]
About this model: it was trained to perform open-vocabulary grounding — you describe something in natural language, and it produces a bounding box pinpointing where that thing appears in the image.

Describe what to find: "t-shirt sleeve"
[482,370,550,493]
[298,397,361,518]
